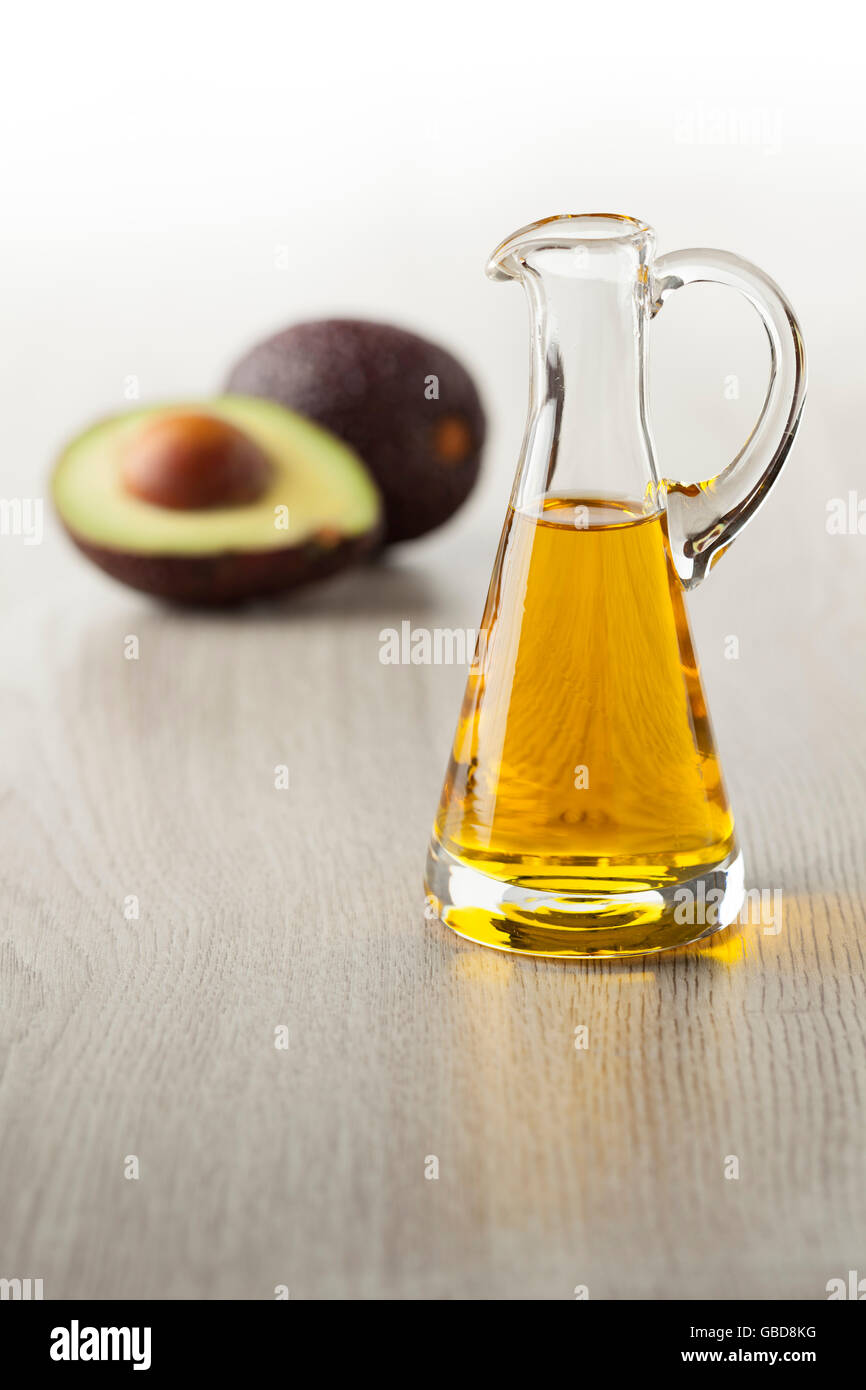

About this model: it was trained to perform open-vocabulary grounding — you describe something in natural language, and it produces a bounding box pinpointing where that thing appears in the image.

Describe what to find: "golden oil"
[427,496,739,955]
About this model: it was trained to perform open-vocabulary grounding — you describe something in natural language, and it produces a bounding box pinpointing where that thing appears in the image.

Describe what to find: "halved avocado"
[52,396,382,604]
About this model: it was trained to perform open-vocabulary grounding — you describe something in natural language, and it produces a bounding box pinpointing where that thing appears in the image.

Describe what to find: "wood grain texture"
[1,444,865,1300]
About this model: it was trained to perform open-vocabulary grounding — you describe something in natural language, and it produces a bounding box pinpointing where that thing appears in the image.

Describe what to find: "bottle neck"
[513,247,660,515]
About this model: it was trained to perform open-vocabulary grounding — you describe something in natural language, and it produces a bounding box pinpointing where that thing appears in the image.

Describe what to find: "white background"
[1,1,863,598]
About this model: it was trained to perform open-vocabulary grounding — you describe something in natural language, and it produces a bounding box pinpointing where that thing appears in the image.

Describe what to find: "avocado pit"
[121,412,272,510]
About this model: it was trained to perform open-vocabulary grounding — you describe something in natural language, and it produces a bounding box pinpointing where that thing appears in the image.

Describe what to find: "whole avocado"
[225,319,485,544]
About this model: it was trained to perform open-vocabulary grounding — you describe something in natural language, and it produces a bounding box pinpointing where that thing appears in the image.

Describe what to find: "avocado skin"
[225,320,485,544]
[63,524,381,607]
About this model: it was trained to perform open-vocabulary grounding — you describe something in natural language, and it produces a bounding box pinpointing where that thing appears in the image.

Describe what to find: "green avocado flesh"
[52,396,381,556]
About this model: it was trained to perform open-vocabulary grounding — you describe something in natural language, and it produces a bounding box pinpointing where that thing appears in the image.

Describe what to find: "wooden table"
[1,426,864,1300]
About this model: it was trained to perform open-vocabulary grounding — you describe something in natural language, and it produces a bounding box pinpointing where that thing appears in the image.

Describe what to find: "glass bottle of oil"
[425,214,806,957]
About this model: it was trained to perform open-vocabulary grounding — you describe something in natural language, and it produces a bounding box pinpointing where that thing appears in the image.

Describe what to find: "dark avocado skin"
[225,319,485,544]
[64,524,381,607]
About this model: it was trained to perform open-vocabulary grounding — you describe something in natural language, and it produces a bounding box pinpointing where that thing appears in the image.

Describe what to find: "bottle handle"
[651,248,807,587]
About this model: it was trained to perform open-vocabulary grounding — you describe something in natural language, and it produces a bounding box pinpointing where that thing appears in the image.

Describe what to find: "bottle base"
[424,840,745,957]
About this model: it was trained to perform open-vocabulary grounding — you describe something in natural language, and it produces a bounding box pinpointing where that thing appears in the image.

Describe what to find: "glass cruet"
[424,212,806,958]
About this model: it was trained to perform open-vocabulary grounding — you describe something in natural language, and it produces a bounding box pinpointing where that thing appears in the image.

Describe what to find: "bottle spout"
[486,213,654,282]
[487,212,661,513]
